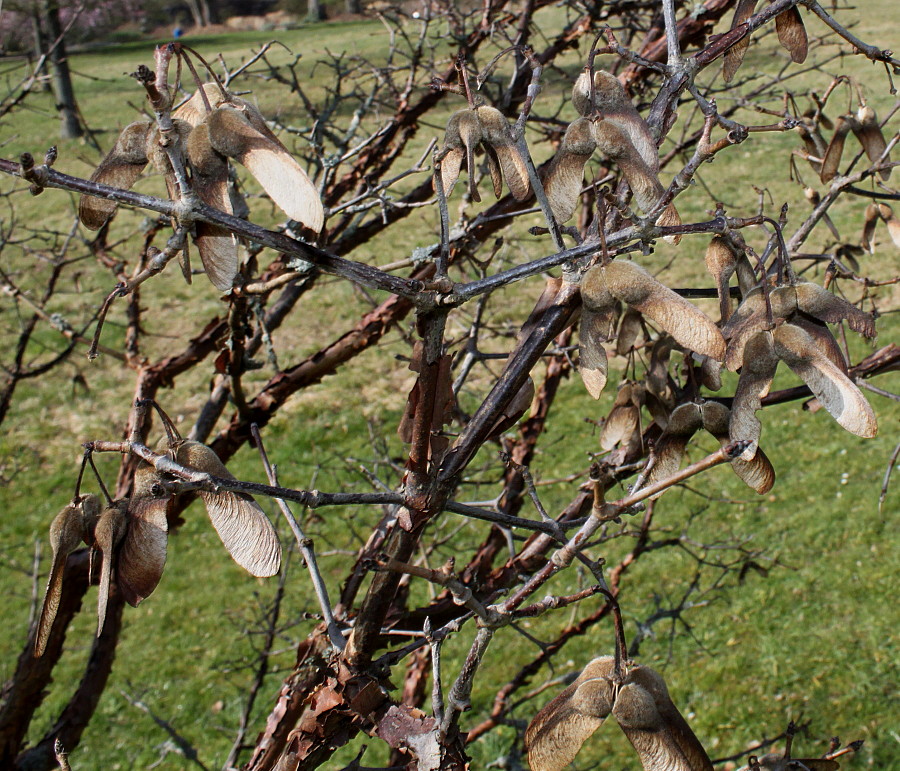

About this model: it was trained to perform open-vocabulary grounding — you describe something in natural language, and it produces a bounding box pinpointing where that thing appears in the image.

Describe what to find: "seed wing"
[723,0,761,82]
[793,281,875,338]
[775,6,808,63]
[118,495,169,607]
[207,107,323,233]
[603,260,726,361]
[773,323,877,438]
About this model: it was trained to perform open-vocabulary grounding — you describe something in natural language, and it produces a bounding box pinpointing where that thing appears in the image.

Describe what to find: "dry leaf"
[34,494,101,657]
[525,657,616,771]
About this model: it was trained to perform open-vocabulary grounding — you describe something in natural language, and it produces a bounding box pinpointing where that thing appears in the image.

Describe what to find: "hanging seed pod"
[701,400,775,494]
[722,0,761,82]
[852,105,891,181]
[79,122,152,230]
[579,266,620,399]
[571,70,659,173]
[599,383,641,450]
[438,109,484,201]
[543,117,598,223]
[612,665,715,771]
[721,287,770,372]
[207,106,324,233]
[95,501,129,637]
[171,440,282,577]
[486,376,535,439]
[804,186,841,241]
[795,122,827,175]
[820,115,854,184]
[117,463,171,608]
[595,261,726,360]
[705,236,739,323]
[476,105,531,201]
[185,122,239,291]
[34,494,101,657]
[790,316,848,374]
[592,121,681,236]
[645,401,703,496]
[774,5,808,63]
[525,657,617,771]
[861,202,880,253]
[730,330,778,461]
[616,308,645,356]
[773,323,877,438]
[753,752,839,771]
[792,281,875,337]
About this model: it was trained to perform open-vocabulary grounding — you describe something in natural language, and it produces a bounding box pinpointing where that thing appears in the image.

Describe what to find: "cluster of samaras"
[438,68,681,233]
[526,657,844,771]
[436,64,879,497]
[79,82,324,291]
[34,432,281,658]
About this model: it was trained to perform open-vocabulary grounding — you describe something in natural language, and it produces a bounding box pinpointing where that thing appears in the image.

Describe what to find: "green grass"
[0,5,899,771]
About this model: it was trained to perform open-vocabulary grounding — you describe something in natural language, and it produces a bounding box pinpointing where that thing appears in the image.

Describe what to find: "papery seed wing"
[879,204,900,247]
[698,354,723,392]
[723,0,761,82]
[600,384,639,450]
[79,122,152,230]
[731,447,776,494]
[187,123,239,291]
[174,441,282,577]
[796,123,826,175]
[525,657,616,771]
[705,236,738,322]
[438,147,464,198]
[95,502,127,637]
[207,106,324,233]
[773,323,877,437]
[820,115,853,184]
[118,490,169,607]
[593,122,665,216]
[730,330,778,459]
[861,203,879,253]
[603,260,726,360]
[487,376,535,438]
[722,288,768,372]
[614,666,715,771]
[793,281,875,337]
[853,105,891,181]
[579,309,610,399]
[775,6,808,63]
[543,118,597,223]
[34,496,99,657]
[645,403,702,495]
[484,143,504,199]
[477,106,531,201]
[616,308,644,355]
[592,70,659,173]
[174,83,229,127]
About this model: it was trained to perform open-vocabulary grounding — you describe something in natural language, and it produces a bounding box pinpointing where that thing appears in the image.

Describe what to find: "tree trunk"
[42,0,82,139]
[185,0,205,29]
[308,0,327,21]
[346,0,362,13]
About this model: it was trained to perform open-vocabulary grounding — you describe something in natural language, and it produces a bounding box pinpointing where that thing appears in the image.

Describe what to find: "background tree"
[0,1,897,770]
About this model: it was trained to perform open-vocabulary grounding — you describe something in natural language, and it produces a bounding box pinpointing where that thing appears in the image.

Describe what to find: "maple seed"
[543,117,597,223]
[78,121,152,230]
[171,440,282,577]
[820,115,853,184]
[34,494,101,657]
[852,105,891,181]
[722,0,761,82]
[95,501,129,637]
[774,5,808,64]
